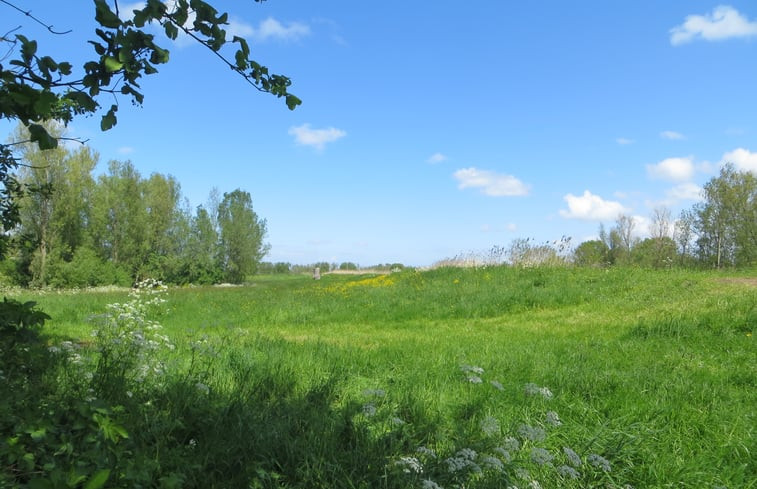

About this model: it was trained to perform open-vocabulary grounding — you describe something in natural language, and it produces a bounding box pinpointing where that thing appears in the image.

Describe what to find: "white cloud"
[647,157,695,182]
[559,190,630,221]
[720,147,757,173]
[226,17,255,38]
[426,152,447,164]
[453,168,530,197]
[117,2,145,20]
[660,130,685,140]
[250,17,310,42]
[289,124,345,150]
[506,222,518,232]
[667,182,703,201]
[616,137,635,145]
[117,146,135,154]
[671,6,757,45]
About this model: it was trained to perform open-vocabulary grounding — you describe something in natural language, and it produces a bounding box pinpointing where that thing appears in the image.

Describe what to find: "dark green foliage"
[0,297,50,343]
[217,189,269,283]
[48,247,131,288]
[693,163,757,268]
[572,239,609,267]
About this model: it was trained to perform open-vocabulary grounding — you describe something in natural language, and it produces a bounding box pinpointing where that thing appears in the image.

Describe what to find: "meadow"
[2,266,755,488]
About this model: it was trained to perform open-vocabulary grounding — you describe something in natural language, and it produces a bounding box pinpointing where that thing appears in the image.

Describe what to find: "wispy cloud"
[453,168,530,197]
[660,130,685,140]
[426,152,447,164]
[117,146,135,155]
[289,124,345,150]
[559,190,629,221]
[248,17,310,42]
[616,137,635,145]
[671,6,757,45]
[666,182,703,202]
[720,147,757,172]
[647,157,695,182]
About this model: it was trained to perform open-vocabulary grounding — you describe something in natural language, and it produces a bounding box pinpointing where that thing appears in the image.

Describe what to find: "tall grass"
[2,267,755,488]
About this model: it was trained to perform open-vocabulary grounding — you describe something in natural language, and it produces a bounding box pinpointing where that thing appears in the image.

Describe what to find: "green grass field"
[3,267,755,488]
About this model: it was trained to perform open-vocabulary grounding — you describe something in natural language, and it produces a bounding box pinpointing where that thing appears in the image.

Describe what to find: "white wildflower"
[490,380,504,391]
[563,446,582,467]
[394,456,423,474]
[588,453,611,472]
[556,465,581,479]
[445,448,480,474]
[493,447,512,463]
[362,388,386,398]
[545,410,562,427]
[416,446,437,459]
[480,454,505,472]
[420,480,443,489]
[502,436,521,452]
[195,382,209,395]
[460,365,484,375]
[524,382,553,399]
[530,447,554,466]
[517,424,546,442]
[480,415,500,437]
[362,403,377,417]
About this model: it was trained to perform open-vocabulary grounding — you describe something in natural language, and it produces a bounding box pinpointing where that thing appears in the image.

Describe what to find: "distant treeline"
[1,124,268,287]
[436,163,757,270]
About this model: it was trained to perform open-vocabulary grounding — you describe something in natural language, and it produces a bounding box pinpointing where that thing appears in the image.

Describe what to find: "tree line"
[2,124,269,287]
[572,163,756,269]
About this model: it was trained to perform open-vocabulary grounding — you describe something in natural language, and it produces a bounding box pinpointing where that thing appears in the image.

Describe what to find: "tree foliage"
[693,163,757,268]
[0,134,270,286]
[217,189,269,283]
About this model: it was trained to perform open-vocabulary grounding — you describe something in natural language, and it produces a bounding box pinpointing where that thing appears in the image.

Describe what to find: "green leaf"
[58,61,73,75]
[94,0,122,29]
[29,427,46,441]
[149,46,170,64]
[28,123,58,150]
[286,94,302,110]
[18,35,38,60]
[100,105,118,131]
[83,469,111,489]
[103,56,123,73]
[88,41,107,56]
[164,22,179,40]
[33,91,58,117]
[133,9,149,27]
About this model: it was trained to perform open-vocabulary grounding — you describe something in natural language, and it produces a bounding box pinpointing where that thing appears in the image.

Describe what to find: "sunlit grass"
[4,266,755,488]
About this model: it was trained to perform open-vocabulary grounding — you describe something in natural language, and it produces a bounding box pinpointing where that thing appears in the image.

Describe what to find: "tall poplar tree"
[217,189,269,283]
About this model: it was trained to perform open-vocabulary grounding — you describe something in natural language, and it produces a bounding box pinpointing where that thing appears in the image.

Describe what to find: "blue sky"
[4,1,757,266]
